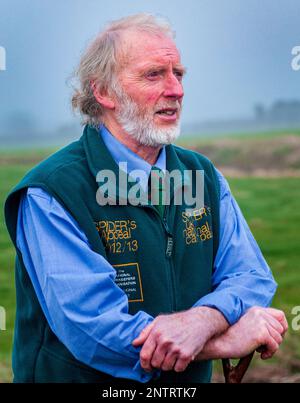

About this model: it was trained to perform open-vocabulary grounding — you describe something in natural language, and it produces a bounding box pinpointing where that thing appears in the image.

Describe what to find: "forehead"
[118,30,182,70]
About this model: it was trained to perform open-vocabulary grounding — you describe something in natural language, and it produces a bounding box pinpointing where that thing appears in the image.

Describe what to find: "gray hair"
[71,13,175,127]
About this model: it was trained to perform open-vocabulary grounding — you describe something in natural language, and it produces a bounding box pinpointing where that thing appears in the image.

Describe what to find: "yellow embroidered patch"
[94,220,139,254]
[182,207,213,245]
[113,262,144,303]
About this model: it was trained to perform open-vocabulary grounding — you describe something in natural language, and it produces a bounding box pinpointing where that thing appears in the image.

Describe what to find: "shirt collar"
[100,124,166,191]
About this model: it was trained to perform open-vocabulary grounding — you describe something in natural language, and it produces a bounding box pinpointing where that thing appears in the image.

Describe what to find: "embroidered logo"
[95,220,138,254]
[113,262,144,302]
[182,206,213,245]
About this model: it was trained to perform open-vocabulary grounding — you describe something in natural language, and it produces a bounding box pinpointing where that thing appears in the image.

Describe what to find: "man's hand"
[132,307,228,372]
[195,307,288,361]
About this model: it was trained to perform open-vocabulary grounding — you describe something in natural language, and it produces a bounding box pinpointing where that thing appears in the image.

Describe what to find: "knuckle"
[155,330,163,339]
[277,309,285,317]
[277,311,285,322]
[151,358,160,368]
[274,309,286,321]
[140,352,149,361]
[178,350,192,362]
[170,345,180,355]
[159,336,171,346]
[256,328,268,343]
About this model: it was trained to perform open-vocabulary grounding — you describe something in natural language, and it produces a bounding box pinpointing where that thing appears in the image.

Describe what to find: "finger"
[261,312,284,335]
[266,308,288,333]
[260,327,280,360]
[161,352,178,371]
[261,341,278,360]
[256,346,266,353]
[132,322,155,347]
[150,344,168,369]
[174,353,192,372]
[266,307,285,319]
[261,340,278,360]
[139,336,157,372]
[267,324,283,345]
[277,313,289,335]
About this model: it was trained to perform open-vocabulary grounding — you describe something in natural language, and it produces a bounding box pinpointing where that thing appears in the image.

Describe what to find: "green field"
[1,144,300,382]
[177,128,300,146]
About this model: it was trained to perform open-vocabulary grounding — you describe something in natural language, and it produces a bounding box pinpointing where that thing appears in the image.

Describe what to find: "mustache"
[154,101,182,113]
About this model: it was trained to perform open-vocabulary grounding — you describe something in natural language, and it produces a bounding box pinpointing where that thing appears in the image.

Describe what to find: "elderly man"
[5,14,287,383]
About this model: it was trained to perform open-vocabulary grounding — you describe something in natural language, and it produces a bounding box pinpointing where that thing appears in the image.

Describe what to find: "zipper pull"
[166,236,173,258]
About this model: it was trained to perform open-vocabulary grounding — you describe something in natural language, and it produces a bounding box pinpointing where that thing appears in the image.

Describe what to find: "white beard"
[113,83,181,147]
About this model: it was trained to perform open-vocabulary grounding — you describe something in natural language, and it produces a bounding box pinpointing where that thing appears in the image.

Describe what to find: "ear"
[91,80,115,110]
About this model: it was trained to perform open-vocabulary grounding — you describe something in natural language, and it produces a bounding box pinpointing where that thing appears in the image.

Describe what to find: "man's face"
[112,31,185,146]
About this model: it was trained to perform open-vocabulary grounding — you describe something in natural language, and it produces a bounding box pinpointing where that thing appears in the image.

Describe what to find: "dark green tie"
[149,166,165,218]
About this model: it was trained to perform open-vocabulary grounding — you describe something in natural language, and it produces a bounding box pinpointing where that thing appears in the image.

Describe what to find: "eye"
[147,71,160,79]
[174,70,184,81]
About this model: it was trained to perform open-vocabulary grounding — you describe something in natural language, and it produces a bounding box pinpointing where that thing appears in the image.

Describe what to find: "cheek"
[124,81,162,107]
[137,89,161,106]
[131,92,160,109]
[135,82,162,103]
[146,93,160,103]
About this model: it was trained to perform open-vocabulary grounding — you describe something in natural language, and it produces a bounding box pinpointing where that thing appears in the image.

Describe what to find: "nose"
[163,73,184,101]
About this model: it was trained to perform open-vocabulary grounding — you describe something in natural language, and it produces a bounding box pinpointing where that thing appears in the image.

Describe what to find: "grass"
[228,177,300,321]
[177,128,300,147]
[1,144,300,382]
[213,176,300,380]
[0,163,37,382]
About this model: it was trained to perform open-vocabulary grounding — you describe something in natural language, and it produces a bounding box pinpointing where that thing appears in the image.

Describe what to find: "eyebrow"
[139,64,187,75]
[173,65,187,75]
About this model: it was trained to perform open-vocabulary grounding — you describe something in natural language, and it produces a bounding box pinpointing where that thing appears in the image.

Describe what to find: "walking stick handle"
[222,352,255,383]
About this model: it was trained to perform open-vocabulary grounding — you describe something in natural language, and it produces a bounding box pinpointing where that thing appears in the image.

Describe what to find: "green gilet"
[4,125,220,383]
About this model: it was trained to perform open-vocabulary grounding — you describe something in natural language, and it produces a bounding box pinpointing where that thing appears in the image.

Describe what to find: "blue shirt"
[16,125,277,381]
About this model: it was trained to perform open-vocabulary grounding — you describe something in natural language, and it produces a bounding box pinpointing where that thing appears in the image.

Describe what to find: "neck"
[103,120,162,166]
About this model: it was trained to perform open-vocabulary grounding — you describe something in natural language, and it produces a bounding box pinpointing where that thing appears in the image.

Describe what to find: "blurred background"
[1,0,300,382]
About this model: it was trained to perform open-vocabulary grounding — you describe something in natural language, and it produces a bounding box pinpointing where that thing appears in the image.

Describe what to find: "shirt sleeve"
[193,169,277,325]
[16,187,156,382]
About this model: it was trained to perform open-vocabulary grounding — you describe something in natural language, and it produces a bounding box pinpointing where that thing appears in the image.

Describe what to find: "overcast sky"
[0,0,300,133]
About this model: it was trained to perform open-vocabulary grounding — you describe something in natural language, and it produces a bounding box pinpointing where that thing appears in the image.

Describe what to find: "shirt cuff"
[133,361,161,382]
[133,360,160,383]
[130,318,161,382]
[192,291,243,325]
